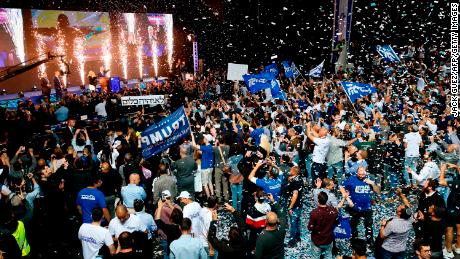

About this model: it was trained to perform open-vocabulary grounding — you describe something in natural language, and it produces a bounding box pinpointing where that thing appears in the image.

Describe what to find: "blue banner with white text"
[141,106,190,159]
[341,82,377,103]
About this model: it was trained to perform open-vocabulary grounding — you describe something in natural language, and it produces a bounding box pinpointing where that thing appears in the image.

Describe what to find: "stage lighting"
[0,89,6,95]
[32,86,38,91]
[18,91,24,98]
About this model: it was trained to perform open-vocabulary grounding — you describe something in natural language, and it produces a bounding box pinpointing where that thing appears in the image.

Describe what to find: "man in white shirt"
[403,124,423,186]
[177,191,203,239]
[407,152,440,187]
[199,196,218,258]
[307,122,330,184]
[78,208,116,259]
[108,204,147,241]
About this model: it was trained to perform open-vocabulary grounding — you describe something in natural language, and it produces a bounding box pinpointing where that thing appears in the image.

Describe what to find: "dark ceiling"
[0,0,450,70]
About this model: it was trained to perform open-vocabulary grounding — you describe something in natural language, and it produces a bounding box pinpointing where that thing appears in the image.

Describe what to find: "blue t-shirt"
[255,176,283,201]
[200,145,214,169]
[344,176,373,212]
[76,187,107,223]
[251,128,265,146]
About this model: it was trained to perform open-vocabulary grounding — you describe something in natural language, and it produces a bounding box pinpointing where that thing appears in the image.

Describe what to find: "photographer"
[72,128,91,155]
[9,146,37,178]
[247,158,282,201]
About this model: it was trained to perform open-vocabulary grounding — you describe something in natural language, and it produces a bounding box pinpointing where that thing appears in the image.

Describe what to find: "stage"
[0,77,163,109]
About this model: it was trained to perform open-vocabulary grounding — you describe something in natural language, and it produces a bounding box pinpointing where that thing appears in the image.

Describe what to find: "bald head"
[266,211,278,228]
[116,204,129,222]
[129,173,140,185]
[179,146,187,157]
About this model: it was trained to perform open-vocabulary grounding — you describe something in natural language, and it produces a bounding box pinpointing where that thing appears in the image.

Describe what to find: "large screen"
[0,8,25,67]
[31,10,111,61]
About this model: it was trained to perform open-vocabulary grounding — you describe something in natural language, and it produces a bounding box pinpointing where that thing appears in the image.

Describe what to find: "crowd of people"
[0,40,457,259]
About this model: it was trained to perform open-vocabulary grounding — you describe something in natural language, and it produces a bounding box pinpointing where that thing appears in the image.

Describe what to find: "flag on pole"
[309,60,325,78]
[140,106,190,159]
[243,72,274,94]
[264,63,279,77]
[341,82,377,103]
[376,45,401,63]
[282,60,299,78]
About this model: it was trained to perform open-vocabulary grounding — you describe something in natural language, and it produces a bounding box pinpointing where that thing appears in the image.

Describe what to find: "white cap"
[177,191,192,199]
[161,190,172,198]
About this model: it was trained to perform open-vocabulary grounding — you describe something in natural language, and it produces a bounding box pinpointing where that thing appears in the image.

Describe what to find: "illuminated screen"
[31,10,111,61]
[0,8,25,67]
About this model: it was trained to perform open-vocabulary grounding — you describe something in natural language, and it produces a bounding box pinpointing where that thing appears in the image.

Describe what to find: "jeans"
[387,170,400,189]
[327,161,345,184]
[381,248,405,259]
[160,239,169,259]
[306,154,313,179]
[404,156,419,185]
[311,162,328,185]
[289,207,302,240]
[231,183,243,211]
[214,168,230,201]
[349,209,374,244]
[311,243,333,259]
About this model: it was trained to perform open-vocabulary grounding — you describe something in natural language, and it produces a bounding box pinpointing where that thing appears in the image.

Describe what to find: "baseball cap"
[177,191,192,199]
[162,190,172,198]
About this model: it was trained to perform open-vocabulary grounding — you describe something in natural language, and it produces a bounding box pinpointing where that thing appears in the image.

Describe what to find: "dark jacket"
[208,210,247,259]
[254,203,287,259]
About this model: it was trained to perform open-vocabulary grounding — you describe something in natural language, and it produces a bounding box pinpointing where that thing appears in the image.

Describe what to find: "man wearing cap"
[403,124,423,187]
[152,163,177,204]
[177,191,203,240]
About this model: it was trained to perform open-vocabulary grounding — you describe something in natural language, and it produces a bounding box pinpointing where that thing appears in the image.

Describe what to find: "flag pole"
[340,82,367,123]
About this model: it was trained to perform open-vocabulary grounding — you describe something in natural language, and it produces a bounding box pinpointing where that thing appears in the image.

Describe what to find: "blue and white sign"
[376,45,401,63]
[341,82,377,103]
[282,61,300,78]
[141,106,190,159]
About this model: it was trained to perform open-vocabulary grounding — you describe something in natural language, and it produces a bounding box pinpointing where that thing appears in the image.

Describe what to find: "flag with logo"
[282,61,300,78]
[341,82,377,103]
[140,106,190,159]
[243,72,274,94]
[309,60,324,78]
[264,63,279,77]
[270,79,286,100]
[376,45,401,63]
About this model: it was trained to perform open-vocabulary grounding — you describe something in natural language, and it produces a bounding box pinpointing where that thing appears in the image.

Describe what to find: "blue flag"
[376,45,401,63]
[309,60,324,78]
[282,61,300,78]
[270,79,286,100]
[141,106,190,159]
[264,63,279,77]
[341,82,377,103]
[243,72,274,94]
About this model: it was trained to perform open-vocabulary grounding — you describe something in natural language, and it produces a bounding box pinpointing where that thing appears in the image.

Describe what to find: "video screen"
[0,8,25,67]
[31,10,111,62]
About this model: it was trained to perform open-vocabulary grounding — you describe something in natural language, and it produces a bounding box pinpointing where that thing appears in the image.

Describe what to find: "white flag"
[308,60,324,78]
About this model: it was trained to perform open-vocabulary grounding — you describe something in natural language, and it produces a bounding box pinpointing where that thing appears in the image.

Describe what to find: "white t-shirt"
[197,208,213,247]
[404,132,422,157]
[312,137,330,164]
[78,223,114,259]
[108,214,147,238]
[183,202,203,238]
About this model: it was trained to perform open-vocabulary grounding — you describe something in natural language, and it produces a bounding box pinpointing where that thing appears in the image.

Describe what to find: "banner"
[341,82,376,103]
[309,60,324,78]
[193,41,199,75]
[243,72,274,93]
[264,63,279,77]
[121,95,165,106]
[141,106,190,159]
[376,45,401,63]
[270,79,286,100]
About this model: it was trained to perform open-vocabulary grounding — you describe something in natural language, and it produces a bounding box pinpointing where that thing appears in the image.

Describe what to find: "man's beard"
[423,187,430,194]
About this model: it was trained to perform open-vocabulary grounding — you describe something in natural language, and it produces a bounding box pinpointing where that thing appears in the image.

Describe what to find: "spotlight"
[0,89,6,95]
[18,91,24,98]
[32,86,38,91]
